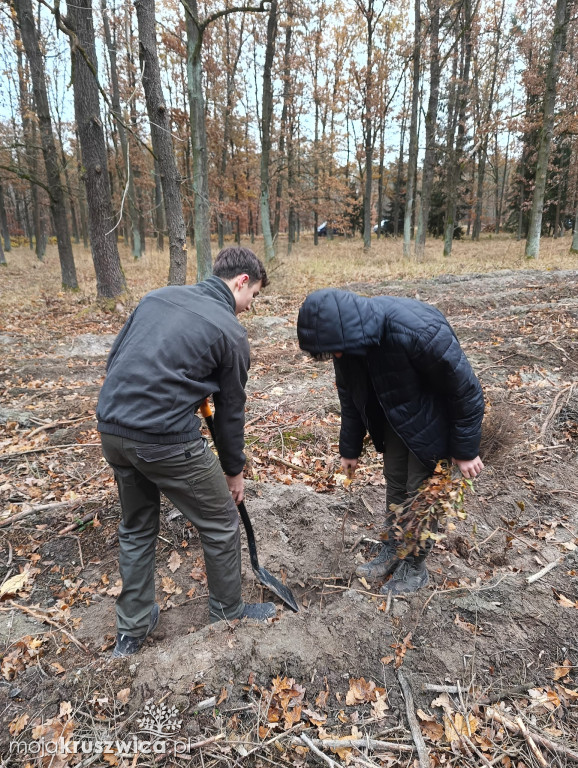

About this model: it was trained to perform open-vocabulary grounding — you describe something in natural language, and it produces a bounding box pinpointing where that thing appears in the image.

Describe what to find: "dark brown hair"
[213,246,269,288]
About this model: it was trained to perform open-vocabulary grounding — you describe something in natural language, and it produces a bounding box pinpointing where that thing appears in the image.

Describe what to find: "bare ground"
[0,255,577,767]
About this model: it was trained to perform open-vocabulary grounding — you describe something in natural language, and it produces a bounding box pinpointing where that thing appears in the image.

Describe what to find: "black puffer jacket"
[297,289,484,469]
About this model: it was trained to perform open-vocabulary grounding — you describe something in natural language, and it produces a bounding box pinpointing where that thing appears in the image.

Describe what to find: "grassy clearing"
[1,232,576,313]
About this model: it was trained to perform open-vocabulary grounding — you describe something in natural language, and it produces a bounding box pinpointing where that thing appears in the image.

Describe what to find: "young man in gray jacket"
[97,247,275,657]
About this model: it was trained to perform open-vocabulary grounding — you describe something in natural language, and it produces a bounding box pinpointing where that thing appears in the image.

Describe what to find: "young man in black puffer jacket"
[297,288,485,594]
[97,247,276,657]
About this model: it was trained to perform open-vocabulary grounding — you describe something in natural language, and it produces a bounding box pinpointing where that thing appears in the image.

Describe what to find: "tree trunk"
[571,198,578,253]
[154,159,165,251]
[443,0,472,257]
[525,0,568,259]
[102,0,141,259]
[472,1,504,241]
[14,0,78,289]
[0,184,11,251]
[135,0,188,283]
[66,0,125,299]
[12,14,46,261]
[185,3,213,279]
[392,79,407,238]
[274,6,294,242]
[260,0,277,262]
[415,0,439,259]
[362,3,375,251]
[403,0,421,258]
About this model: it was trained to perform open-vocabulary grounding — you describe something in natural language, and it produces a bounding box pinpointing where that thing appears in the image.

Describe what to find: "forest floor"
[1,235,577,768]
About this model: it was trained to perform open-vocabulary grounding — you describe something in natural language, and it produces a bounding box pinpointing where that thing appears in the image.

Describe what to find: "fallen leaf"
[59,701,73,718]
[284,705,302,728]
[168,551,182,573]
[0,571,29,598]
[417,710,444,742]
[303,707,327,726]
[552,659,572,680]
[372,691,389,719]
[116,688,131,704]
[556,593,578,608]
[346,677,379,705]
[454,613,477,633]
[380,655,395,665]
[50,662,66,675]
[217,687,228,706]
[9,713,29,735]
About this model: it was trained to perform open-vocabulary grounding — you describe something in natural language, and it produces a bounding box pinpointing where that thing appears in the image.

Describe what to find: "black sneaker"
[380,559,429,595]
[112,603,160,658]
[356,542,399,580]
[210,602,277,624]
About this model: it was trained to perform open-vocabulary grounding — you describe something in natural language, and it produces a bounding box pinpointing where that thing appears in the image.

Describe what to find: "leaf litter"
[1,261,578,766]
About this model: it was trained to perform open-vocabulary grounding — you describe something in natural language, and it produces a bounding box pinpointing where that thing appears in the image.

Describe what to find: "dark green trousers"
[101,433,244,636]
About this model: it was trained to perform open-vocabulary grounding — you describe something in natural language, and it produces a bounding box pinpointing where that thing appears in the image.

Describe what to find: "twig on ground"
[292,738,413,752]
[513,715,548,767]
[267,454,316,475]
[539,384,574,441]
[0,600,90,653]
[486,707,578,762]
[59,511,98,536]
[526,556,566,584]
[299,734,339,767]
[396,670,431,768]
[0,443,101,460]
[25,414,94,440]
[59,534,84,569]
[0,500,83,528]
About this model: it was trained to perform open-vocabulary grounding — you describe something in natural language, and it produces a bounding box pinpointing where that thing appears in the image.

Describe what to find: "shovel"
[200,399,299,613]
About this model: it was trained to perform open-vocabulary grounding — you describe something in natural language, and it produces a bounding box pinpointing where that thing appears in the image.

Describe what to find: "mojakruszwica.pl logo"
[10,702,194,757]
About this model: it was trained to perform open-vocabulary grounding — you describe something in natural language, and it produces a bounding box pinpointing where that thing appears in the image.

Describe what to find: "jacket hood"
[297,289,383,355]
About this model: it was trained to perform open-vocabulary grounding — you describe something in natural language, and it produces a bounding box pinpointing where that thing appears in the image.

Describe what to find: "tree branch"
[34,0,156,160]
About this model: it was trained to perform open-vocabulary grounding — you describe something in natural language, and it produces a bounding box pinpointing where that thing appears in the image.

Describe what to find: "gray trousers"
[383,421,433,560]
[101,433,244,636]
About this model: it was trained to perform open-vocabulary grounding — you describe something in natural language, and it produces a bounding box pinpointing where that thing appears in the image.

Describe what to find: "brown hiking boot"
[355,542,399,580]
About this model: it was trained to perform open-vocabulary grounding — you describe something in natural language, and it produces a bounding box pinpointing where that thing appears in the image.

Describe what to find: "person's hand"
[452,456,484,479]
[340,457,358,479]
[226,472,244,504]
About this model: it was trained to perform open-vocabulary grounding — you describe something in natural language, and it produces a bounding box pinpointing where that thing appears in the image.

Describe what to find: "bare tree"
[403,0,420,258]
[443,0,473,258]
[102,0,141,260]
[135,0,188,283]
[0,184,11,253]
[415,0,439,260]
[65,0,125,299]
[525,0,568,259]
[13,0,78,290]
[259,0,277,262]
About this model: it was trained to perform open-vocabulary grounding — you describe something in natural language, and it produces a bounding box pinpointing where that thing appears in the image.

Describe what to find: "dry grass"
[1,232,577,313]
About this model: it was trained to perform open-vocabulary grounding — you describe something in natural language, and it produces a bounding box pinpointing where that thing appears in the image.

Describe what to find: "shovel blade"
[254,566,299,613]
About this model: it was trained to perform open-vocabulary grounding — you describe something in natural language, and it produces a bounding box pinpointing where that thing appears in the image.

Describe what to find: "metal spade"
[200,399,299,613]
